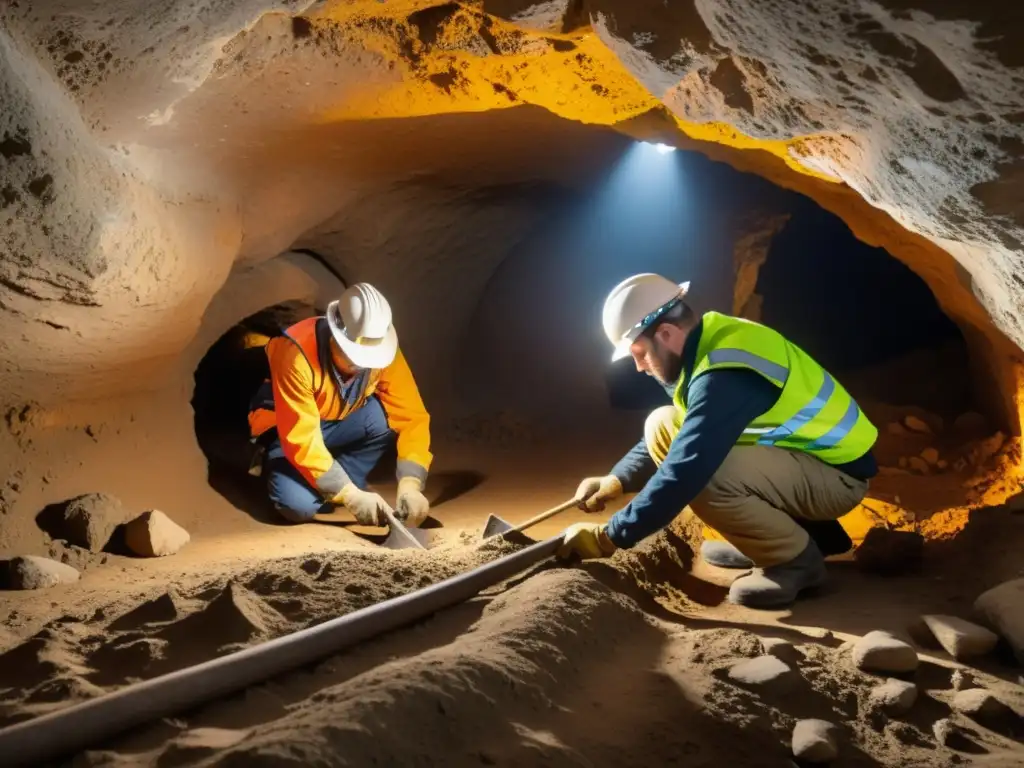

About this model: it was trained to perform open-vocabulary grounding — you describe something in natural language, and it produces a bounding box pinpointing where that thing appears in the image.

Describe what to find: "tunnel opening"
[191,301,318,488]
[755,199,972,421]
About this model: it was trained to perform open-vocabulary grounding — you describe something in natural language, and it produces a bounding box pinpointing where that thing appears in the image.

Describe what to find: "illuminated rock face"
[0,1,1022,549]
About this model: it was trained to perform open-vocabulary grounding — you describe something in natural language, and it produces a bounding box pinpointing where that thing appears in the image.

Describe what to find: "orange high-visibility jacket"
[248,316,432,497]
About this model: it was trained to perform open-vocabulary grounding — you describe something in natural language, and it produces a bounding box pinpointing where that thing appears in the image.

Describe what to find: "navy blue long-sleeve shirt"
[605,321,877,549]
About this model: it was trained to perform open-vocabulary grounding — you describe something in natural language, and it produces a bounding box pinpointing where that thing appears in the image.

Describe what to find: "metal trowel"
[380,507,431,550]
[481,498,578,541]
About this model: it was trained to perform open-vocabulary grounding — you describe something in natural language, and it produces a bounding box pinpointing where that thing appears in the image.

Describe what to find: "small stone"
[974,579,1024,664]
[791,719,838,763]
[952,689,1013,720]
[908,456,930,474]
[727,655,796,690]
[933,718,954,746]
[951,669,974,691]
[887,421,908,436]
[124,510,190,557]
[761,637,800,662]
[903,415,932,434]
[921,614,999,659]
[869,678,918,715]
[5,556,80,590]
[852,631,918,673]
[937,459,948,470]
[898,456,908,469]
[920,448,940,465]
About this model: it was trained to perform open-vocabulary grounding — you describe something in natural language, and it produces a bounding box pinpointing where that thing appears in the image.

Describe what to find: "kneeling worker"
[560,273,878,608]
[248,283,432,527]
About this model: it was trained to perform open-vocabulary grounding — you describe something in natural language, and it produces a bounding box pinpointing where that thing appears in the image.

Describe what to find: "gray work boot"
[701,540,755,569]
[728,540,827,609]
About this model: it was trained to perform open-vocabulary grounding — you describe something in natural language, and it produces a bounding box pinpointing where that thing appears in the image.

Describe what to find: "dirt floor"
[2,421,1024,767]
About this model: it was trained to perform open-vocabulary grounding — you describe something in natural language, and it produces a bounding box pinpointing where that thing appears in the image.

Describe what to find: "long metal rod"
[0,536,562,767]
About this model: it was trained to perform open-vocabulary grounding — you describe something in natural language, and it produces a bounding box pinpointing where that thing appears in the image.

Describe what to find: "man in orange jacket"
[247,283,433,527]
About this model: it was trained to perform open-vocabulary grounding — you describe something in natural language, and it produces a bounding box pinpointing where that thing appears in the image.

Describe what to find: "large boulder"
[124,510,191,557]
[974,579,1024,664]
[50,493,128,553]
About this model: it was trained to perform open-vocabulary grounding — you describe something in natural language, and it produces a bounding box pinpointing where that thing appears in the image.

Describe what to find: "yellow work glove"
[574,474,624,512]
[330,483,392,526]
[395,476,430,527]
[557,522,617,561]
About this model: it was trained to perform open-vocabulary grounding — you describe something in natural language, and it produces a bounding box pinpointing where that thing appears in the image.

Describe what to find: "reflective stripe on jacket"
[247,316,432,495]
[672,312,877,465]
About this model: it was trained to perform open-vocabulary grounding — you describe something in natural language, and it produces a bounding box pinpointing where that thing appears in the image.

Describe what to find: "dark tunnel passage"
[604,196,973,423]
[192,300,318,477]
[755,200,970,418]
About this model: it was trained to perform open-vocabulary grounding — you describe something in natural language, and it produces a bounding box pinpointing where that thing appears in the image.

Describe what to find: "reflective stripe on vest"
[706,348,788,386]
[675,312,877,465]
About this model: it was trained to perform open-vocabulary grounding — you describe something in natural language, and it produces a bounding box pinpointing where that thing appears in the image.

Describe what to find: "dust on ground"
[1,505,1022,767]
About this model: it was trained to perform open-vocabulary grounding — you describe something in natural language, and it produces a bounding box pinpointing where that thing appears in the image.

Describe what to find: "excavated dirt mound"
[2,517,1023,767]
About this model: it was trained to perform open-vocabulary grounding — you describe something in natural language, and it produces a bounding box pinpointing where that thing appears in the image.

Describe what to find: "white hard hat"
[326,283,398,369]
[602,273,691,361]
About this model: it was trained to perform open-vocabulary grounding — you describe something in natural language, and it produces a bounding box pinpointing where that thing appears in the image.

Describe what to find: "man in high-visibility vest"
[247,283,432,527]
[559,273,878,608]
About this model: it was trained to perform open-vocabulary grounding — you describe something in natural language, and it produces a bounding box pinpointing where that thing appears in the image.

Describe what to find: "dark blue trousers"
[264,396,393,522]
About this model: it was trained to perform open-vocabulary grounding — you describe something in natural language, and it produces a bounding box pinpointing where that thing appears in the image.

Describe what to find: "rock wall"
[1,0,1023,550]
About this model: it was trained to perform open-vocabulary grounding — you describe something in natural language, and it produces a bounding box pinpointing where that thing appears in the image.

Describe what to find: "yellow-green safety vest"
[672,312,877,464]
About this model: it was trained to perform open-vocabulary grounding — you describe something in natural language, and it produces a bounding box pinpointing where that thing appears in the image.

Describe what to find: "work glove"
[395,476,430,527]
[557,522,618,561]
[574,474,623,512]
[331,483,392,526]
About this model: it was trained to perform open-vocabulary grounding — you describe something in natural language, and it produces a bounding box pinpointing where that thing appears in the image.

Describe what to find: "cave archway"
[755,199,973,421]
[191,300,317,476]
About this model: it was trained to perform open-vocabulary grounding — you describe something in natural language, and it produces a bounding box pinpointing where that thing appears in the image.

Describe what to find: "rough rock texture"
[731,213,790,321]
[4,555,80,589]
[791,719,838,763]
[922,614,1000,659]
[852,631,919,674]
[974,579,1024,664]
[868,678,918,715]
[124,510,191,558]
[0,0,1023,557]
[951,669,975,691]
[51,493,126,553]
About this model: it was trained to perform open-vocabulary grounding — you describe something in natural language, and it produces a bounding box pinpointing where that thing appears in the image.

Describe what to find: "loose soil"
[1,432,1023,767]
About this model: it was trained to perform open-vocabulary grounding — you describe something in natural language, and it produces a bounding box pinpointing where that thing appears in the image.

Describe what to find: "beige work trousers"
[644,405,868,567]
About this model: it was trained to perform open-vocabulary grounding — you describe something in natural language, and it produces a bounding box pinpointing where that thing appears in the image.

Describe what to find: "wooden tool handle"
[504,498,579,535]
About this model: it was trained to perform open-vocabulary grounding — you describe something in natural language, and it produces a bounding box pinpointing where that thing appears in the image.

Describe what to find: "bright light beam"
[653,142,676,154]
